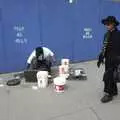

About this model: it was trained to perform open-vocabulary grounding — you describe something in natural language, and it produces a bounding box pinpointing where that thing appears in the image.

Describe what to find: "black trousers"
[103,56,119,95]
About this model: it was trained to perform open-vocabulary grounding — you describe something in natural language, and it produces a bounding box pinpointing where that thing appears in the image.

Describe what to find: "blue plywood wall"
[1,0,41,72]
[0,0,120,72]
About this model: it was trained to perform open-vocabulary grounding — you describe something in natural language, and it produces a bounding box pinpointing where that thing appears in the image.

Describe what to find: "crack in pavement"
[47,105,102,120]
[47,106,89,120]
[89,107,102,120]
[6,88,11,120]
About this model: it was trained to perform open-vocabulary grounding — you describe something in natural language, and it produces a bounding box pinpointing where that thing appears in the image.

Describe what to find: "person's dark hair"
[101,16,119,26]
[35,47,44,59]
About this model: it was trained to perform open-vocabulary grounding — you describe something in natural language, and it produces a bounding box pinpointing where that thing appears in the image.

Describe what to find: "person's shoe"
[101,94,113,103]
[112,92,118,96]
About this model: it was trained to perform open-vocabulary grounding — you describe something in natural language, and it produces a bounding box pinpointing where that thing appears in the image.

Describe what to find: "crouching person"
[27,46,55,74]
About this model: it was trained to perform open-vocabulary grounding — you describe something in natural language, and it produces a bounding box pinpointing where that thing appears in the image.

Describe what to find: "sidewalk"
[0,60,120,120]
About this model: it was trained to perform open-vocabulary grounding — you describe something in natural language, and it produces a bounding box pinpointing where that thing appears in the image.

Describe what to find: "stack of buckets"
[53,59,70,93]
[35,59,70,93]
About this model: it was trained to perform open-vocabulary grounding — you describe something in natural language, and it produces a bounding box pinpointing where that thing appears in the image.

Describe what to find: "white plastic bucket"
[61,59,69,66]
[36,71,48,88]
[59,65,69,78]
[53,76,66,93]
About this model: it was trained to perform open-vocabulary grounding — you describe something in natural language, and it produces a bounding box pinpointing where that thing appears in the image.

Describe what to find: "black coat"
[105,29,120,58]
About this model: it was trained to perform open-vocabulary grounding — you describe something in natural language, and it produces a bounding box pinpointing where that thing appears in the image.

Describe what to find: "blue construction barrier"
[1,0,41,72]
[39,0,102,61]
[0,0,120,72]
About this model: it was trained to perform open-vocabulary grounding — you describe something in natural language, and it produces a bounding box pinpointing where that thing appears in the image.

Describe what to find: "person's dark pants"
[103,56,118,96]
[29,57,52,74]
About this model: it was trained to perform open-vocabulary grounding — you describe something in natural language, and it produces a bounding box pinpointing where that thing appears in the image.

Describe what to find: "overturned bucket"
[36,71,48,88]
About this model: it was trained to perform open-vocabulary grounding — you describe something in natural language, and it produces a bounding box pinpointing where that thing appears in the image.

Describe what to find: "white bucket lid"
[61,58,69,62]
[37,71,48,75]
[53,76,66,85]
[32,86,38,90]
[37,71,48,77]
[61,59,69,65]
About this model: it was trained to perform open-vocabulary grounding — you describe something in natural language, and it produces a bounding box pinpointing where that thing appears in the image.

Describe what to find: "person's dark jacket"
[105,29,120,57]
[97,28,120,67]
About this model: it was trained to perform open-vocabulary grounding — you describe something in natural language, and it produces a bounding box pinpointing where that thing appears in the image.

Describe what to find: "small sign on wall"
[13,25,28,44]
[82,28,93,39]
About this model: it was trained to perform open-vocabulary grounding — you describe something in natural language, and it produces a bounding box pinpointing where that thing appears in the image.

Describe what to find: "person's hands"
[26,63,30,69]
[97,60,103,68]
[97,53,104,68]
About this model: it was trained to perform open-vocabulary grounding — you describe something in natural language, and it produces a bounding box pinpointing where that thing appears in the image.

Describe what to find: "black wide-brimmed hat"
[101,16,119,26]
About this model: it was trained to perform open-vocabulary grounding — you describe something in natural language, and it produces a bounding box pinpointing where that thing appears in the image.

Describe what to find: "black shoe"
[112,93,118,96]
[101,94,113,103]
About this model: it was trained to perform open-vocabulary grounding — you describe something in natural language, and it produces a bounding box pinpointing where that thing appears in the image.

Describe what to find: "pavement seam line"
[89,107,102,120]
[47,106,95,120]
[6,88,10,120]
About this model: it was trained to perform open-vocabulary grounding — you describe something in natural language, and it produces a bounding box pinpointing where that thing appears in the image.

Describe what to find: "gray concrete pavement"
[0,60,120,120]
